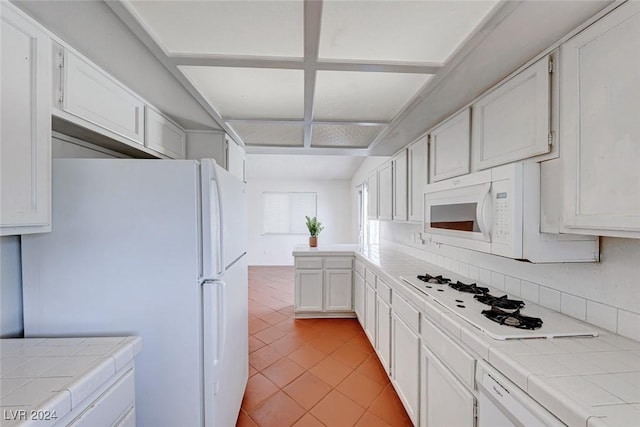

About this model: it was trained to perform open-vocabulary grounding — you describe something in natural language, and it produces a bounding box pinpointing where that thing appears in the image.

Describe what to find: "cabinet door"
[376,296,391,374]
[391,313,420,425]
[354,272,365,327]
[145,107,186,159]
[472,56,551,170]
[364,283,377,346]
[392,150,408,221]
[408,136,428,222]
[227,136,246,183]
[421,345,475,427]
[62,49,145,145]
[378,162,393,221]
[1,4,51,235]
[295,270,323,312]
[429,108,470,182]
[560,1,640,237]
[367,171,378,219]
[324,269,353,311]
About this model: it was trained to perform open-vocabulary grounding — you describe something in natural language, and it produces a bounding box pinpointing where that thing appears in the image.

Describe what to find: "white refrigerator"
[21,158,248,427]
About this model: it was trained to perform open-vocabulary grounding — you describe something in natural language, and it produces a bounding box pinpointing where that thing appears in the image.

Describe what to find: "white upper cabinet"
[227,136,246,183]
[1,3,51,236]
[472,55,553,170]
[560,1,640,238]
[144,106,186,159]
[367,171,378,220]
[408,135,428,222]
[429,108,470,182]
[56,46,145,145]
[378,162,393,221]
[392,150,408,221]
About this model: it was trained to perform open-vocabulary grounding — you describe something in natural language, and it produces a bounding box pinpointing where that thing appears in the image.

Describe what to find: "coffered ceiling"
[109,0,498,153]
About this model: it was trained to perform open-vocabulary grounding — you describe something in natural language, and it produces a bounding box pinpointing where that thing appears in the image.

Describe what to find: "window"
[263,192,317,234]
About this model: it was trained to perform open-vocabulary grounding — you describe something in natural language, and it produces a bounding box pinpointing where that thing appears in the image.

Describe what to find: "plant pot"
[309,236,317,247]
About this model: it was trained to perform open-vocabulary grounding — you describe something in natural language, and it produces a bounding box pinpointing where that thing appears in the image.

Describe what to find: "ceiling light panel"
[319,1,498,63]
[311,124,385,148]
[313,71,432,121]
[127,0,303,57]
[180,67,304,119]
[230,122,304,147]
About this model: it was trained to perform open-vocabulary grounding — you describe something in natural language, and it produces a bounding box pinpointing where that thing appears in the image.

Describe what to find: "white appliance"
[422,161,599,263]
[21,158,248,427]
[476,361,565,426]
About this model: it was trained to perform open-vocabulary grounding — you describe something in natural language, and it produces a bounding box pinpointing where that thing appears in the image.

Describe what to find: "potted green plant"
[305,216,324,247]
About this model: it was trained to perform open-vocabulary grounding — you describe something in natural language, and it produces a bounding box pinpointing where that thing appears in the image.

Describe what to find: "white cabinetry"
[227,135,246,182]
[56,46,145,146]
[375,279,392,374]
[408,135,428,222]
[1,3,51,236]
[429,108,470,182]
[364,270,377,345]
[354,267,365,328]
[560,1,640,238]
[391,294,420,425]
[472,55,553,170]
[421,345,475,427]
[392,150,408,221]
[294,256,354,317]
[367,171,379,220]
[378,162,393,221]
[144,106,186,159]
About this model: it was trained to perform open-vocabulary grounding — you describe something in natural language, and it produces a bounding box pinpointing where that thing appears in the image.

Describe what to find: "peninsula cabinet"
[472,54,553,171]
[407,135,428,222]
[294,256,354,317]
[1,3,52,236]
[367,171,379,220]
[560,1,640,238]
[378,162,393,221]
[392,150,408,221]
[145,106,186,159]
[429,108,470,182]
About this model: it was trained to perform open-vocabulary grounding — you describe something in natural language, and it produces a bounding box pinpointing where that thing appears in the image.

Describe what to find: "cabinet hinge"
[473,401,478,419]
[57,90,64,104]
[57,50,64,69]
[548,131,555,147]
[548,56,554,74]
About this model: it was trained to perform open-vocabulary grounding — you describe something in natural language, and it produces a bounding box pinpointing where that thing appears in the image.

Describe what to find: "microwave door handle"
[476,184,492,240]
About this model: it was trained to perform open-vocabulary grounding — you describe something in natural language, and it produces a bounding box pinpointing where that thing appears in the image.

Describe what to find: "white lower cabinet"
[354,271,365,327]
[295,269,324,312]
[421,345,476,427]
[376,295,391,373]
[325,269,353,311]
[364,281,377,345]
[391,312,420,425]
[294,256,354,316]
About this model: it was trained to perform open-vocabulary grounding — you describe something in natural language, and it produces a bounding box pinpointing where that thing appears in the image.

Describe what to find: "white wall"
[379,221,640,341]
[1,236,23,337]
[247,179,353,266]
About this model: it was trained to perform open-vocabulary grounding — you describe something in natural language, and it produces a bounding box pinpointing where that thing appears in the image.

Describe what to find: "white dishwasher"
[476,361,566,427]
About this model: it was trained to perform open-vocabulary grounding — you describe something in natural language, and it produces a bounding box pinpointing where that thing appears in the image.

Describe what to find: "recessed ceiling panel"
[311,124,385,148]
[128,0,303,57]
[319,1,498,63]
[180,67,304,119]
[313,71,432,121]
[230,122,304,147]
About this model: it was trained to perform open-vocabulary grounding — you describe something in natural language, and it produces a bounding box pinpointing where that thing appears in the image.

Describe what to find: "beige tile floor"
[237,266,412,427]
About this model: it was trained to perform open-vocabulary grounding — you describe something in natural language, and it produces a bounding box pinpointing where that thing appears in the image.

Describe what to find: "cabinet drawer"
[355,260,365,277]
[422,318,475,389]
[377,279,392,305]
[365,268,377,287]
[325,257,353,269]
[295,257,323,269]
[69,368,135,426]
[392,294,420,332]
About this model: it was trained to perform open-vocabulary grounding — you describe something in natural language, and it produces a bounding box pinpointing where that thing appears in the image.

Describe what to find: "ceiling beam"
[317,60,441,74]
[303,0,323,149]
[245,145,369,157]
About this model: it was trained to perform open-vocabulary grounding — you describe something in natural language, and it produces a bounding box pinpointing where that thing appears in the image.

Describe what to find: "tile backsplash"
[380,222,640,342]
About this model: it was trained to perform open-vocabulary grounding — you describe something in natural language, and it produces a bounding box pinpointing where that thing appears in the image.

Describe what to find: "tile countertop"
[293,244,640,427]
[0,336,142,427]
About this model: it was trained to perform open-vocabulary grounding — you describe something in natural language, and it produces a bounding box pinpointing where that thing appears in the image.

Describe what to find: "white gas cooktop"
[400,274,599,340]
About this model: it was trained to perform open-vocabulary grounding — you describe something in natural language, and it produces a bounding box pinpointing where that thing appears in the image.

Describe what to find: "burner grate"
[481,307,543,330]
[417,274,450,284]
[448,281,489,295]
[474,294,525,310]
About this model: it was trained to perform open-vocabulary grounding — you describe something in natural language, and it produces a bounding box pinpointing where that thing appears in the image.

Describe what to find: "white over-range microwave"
[422,162,599,263]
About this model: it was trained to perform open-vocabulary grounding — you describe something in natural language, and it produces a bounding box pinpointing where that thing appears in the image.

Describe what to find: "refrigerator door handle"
[201,159,224,278]
[203,280,227,396]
